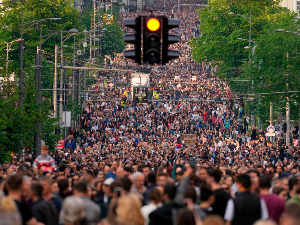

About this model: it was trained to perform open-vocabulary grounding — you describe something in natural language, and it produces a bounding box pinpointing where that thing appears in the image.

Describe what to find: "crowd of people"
[1,1,300,225]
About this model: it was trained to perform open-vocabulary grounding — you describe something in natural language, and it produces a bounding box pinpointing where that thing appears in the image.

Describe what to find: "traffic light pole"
[34,46,42,156]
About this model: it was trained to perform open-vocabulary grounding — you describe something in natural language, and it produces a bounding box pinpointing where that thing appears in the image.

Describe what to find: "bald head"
[116,167,124,179]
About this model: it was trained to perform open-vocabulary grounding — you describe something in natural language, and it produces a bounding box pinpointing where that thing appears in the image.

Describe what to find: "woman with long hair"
[106,194,144,225]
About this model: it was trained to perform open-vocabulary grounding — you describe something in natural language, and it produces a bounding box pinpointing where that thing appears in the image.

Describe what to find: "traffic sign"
[56,140,65,152]
[267,125,275,133]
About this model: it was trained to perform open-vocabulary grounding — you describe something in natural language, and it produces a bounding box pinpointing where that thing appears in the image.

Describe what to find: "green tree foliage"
[0,0,80,155]
[191,0,298,128]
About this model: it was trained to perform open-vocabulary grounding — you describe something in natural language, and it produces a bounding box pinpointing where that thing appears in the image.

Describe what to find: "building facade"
[279,0,300,12]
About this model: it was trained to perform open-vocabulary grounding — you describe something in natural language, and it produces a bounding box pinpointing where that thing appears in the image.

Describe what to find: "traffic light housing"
[162,18,180,65]
[143,16,162,64]
[123,17,141,64]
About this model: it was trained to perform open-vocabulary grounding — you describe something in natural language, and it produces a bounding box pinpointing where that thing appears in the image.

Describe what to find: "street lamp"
[229,10,252,65]
[4,39,21,87]
[19,13,61,158]
[19,14,61,107]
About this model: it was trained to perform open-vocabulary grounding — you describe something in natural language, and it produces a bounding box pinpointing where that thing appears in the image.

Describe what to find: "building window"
[298,0,300,11]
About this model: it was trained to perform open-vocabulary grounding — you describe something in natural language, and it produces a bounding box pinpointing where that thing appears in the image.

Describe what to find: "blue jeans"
[238,125,242,134]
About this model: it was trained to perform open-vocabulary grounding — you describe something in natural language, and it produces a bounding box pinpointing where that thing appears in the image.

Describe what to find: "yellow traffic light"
[147,18,160,32]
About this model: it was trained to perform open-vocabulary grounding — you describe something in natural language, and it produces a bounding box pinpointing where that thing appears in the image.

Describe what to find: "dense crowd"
[1,1,300,225]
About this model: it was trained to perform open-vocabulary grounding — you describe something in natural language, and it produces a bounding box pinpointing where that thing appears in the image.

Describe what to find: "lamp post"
[19,13,61,157]
[60,29,78,134]
[19,13,61,108]
[229,10,252,65]
[275,28,299,145]
[4,39,20,89]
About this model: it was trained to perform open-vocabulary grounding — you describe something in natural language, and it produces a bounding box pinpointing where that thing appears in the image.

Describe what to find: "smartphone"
[114,187,123,198]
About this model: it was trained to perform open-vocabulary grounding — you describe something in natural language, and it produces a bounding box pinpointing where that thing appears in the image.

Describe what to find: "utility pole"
[19,12,24,108]
[34,46,41,155]
[72,35,76,130]
[286,99,290,145]
[270,102,273,143]
[54,46,58,117]
[64,59,67,139]
[60,30,64,131]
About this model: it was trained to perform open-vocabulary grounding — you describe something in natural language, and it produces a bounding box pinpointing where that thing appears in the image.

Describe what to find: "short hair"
[149,188,162,204]
[31,183,43,198]
[74,182,87,194]
[246,170,260,177]
[200,186,214,202]
[272,186,286,195]
[203,215,224,225]
[148,172,156,184]
[85,169,94,178]
[41,145,49,151]
[259,175,271,189]
[184,186,197,203]
[132,172,144,181]
[61,196,86,223]
[164,182,177,200]
[58,179,69,192]
[289,178,299,191]
[237,174,251,189]
[17,165,27,173]
[59,164,66,172]
[39,176,52,184]
[142,164,151,170]
[111,180,124,192]
[207,168,222,183]
[76,165,81,171]
[124,166,133,174]
[7,174,23,191]
[121,176,132,192]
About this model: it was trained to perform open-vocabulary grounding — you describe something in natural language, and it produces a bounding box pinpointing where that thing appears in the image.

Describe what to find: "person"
[60,196,87,225]
[39,176,61,214]
[149,182,177,225]
[224,174,268,225]
[130,172,147,203]
[254,220,276,225]
[177,208,198,225]
[72,182,101,225]
[115,194,144,225]
[141,188,162,225]
[197,186,214,220]
[286,185,300,206]
[106,160,118,179]
[30,182,58,225]
[251,125,257,142]
[202,215,224,225]
[206,168,230,218]
[32,145,55,169]
[272,186,288,202]
[281,204,300,225]
[6,174,39,225]
[259,175,285,224]
[0,196,22,225]
[97,178,114,219]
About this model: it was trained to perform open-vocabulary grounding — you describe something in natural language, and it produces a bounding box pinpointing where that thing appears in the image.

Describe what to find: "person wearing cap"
[32,145,55,169]
[97,178,114,219]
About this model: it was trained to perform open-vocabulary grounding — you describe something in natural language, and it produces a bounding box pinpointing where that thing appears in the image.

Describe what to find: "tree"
[190,0,294,128]
[0,0,80,156]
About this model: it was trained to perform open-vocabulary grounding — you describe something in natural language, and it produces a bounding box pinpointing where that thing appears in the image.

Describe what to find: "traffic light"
[162,18,180,65]
[123,17,141,64]
[143,16,162,64]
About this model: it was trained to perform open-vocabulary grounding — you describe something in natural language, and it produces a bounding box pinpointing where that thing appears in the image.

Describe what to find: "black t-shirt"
[211,188,230,218]
[14,200,33,225]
